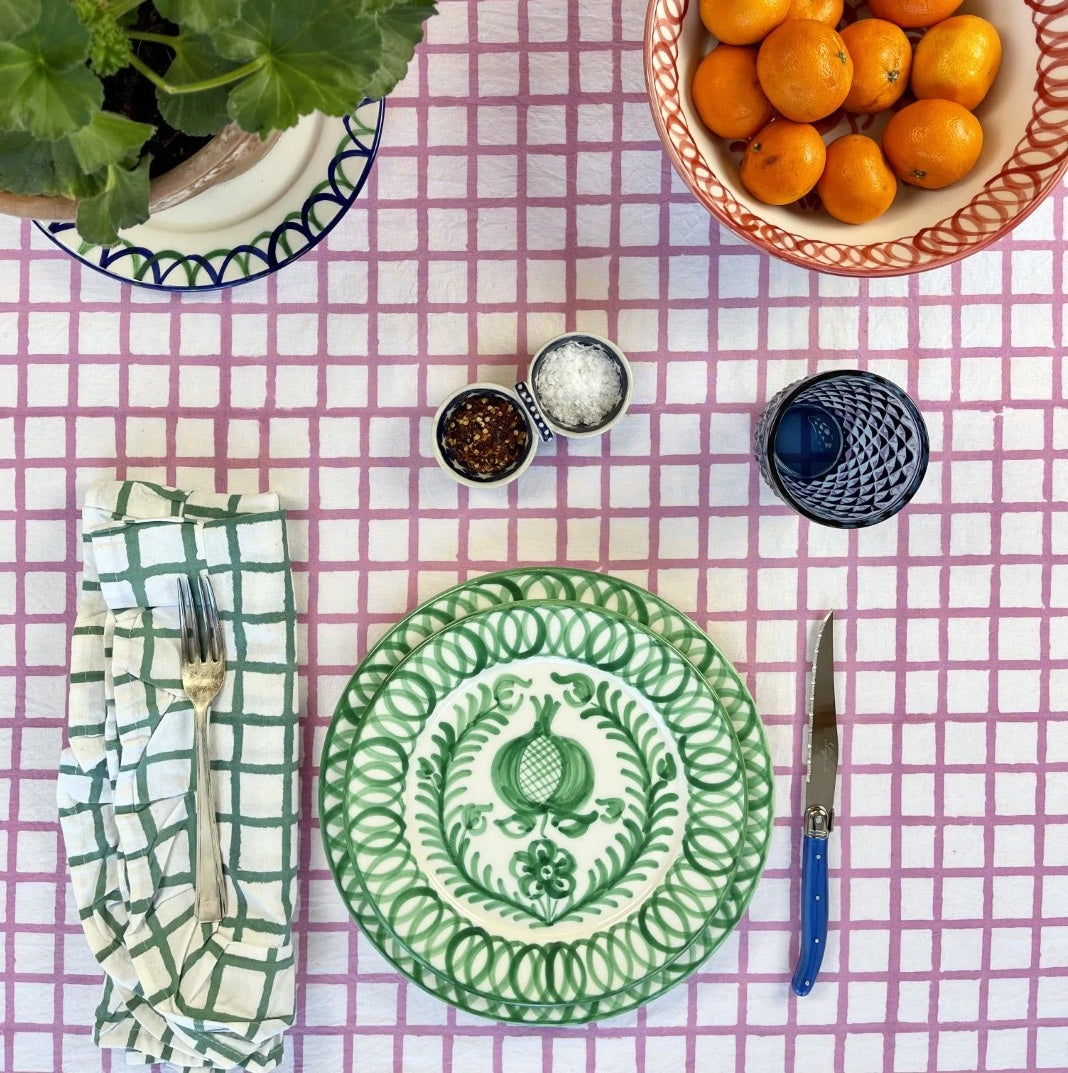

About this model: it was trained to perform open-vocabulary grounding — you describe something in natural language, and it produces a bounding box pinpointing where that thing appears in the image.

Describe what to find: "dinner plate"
[341,601,748,1007]
[35,102,382,291]
[320,568,774,1023]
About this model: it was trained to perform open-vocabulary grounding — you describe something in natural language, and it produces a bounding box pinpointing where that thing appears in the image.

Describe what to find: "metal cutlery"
[791,610,838,996]
[177,573,227,923]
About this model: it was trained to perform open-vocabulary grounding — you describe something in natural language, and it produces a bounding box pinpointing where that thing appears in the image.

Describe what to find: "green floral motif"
[511,838,577,905]
[421,669,670,929]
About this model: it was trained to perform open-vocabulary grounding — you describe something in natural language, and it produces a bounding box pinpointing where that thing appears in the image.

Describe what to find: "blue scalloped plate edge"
[34,103,384,292]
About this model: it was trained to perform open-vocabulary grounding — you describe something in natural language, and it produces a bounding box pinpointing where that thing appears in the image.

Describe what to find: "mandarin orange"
[692,45,776,140]
[757,19,853,123]
[882,98,983,189]
[817,134,898,223]
[840,18,912,114]
[699,0,790,45]
[739,119,827,205]
[784,0,844,26]
[868,0,964,29]
[911,15,1002,111]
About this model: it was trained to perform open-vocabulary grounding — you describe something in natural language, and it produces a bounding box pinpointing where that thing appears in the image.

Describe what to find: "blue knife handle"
[791,832,829,996]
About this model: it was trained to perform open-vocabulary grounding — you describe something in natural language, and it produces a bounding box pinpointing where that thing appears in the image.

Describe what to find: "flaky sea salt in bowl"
[526,333,633,439]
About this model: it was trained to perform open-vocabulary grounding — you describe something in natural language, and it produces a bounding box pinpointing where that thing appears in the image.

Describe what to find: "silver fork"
[177,573,227,922]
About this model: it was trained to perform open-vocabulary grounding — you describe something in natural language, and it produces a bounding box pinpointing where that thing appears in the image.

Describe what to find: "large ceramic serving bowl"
[644,0,1068,276]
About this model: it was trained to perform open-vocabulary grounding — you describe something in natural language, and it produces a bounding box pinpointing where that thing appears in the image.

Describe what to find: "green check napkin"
[57,481,298,1072]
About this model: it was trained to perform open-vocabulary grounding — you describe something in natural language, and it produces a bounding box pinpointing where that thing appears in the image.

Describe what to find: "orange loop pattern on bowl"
[644,0,1068,275]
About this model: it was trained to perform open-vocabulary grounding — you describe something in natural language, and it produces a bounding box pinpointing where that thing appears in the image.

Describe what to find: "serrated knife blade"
[806,611,838,824]
[791,611,838,996]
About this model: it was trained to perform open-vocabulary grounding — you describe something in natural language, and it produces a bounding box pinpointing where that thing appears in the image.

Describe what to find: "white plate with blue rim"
[35,100,382,292]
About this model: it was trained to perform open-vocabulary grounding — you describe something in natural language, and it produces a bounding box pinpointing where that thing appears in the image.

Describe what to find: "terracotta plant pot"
[0,124,281,223]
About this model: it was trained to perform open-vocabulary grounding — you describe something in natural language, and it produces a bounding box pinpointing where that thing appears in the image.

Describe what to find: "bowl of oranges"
[644,0,1068,275]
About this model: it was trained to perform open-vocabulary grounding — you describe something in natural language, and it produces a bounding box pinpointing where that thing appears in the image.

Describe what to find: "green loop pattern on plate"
[343,602,747,1007]
[319,568,774,1024]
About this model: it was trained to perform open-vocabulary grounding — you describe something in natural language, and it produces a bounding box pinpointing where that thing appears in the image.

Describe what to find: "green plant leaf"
[67,111,154,172]
[362,0,436,100]
[215,0,381,135]
[155,0,243,36]
[50,136,108,198]
[157,33,237,135]
[0,0,101,138]
[0,0,39,42]
[12,0,91,68]
[75,156,151,246]
[0,129,58,194]
[0,128,106,199]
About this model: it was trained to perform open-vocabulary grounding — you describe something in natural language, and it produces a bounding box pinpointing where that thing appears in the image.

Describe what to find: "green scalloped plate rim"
[319,567,774,1023]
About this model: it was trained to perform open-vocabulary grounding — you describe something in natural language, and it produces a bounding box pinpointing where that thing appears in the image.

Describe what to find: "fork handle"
[194,704,226,922]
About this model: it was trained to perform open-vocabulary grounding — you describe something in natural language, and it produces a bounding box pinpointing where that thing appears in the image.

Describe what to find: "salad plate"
[35,102,382,291]
[341,601,748,1007]
[320,568,774,1023]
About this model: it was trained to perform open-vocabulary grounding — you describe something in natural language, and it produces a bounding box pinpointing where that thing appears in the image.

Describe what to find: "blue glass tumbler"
[753,370,929,529]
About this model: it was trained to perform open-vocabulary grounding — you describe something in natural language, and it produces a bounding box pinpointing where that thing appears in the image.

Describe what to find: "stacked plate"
[319,568,773,1024]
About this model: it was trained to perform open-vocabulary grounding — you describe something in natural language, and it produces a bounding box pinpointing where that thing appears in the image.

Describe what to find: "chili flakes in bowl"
[438,389,532,484]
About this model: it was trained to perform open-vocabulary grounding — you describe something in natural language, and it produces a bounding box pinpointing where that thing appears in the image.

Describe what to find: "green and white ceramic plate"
[342,601,748,1007]
[319,568,774,1023]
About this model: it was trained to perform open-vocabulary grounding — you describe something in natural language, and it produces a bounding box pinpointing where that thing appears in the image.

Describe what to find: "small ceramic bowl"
[433,333,633,488]
[526,332,633,439]
[433,383,539,489]
[644,0,1068,276]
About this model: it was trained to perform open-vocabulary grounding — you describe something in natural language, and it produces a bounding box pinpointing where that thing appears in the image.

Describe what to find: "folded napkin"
[57,480,299,1071]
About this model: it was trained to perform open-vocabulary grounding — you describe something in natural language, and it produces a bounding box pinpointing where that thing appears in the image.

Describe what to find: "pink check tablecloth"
[2,2,1068,1071]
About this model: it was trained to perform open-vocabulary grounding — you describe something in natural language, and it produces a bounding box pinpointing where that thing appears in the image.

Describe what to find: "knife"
[791,611,838,996]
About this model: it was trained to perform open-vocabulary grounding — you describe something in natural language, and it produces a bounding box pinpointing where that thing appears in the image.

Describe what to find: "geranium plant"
[0,0,435,244]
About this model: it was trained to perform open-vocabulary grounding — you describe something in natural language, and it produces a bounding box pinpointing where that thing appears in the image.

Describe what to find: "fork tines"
[177,573,224,664]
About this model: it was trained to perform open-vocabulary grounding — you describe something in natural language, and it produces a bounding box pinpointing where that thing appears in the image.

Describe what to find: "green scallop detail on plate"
[319,568,774,1023]
[343,602,747,1007]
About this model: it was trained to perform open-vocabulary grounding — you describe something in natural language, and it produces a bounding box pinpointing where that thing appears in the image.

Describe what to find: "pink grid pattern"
[1,2,1068,1071]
